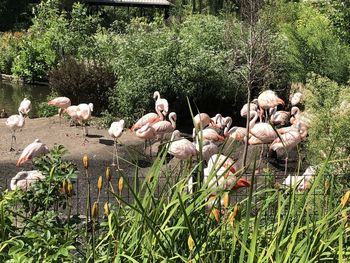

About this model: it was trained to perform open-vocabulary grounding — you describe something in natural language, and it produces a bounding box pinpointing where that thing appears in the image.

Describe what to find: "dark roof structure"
[83,0,172,8]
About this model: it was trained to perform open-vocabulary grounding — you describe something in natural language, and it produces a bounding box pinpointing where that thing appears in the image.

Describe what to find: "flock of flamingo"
[5,89,313,193]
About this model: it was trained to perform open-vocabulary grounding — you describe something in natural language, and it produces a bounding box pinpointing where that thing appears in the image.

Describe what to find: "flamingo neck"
[155,106,164,120]
[169,113,176,128]
[249,111,258,129]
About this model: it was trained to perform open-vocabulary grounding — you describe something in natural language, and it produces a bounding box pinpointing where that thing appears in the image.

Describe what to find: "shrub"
[49,57,116,115]
[0,32,25,74]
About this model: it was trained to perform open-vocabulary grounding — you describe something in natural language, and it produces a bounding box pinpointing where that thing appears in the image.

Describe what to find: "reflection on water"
[0,80,51,117]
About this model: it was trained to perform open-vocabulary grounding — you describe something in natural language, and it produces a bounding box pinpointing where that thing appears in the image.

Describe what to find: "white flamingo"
[108,120,125,169]
[6,112,25,151]
[18,98,32,116]
[153,91,169,116]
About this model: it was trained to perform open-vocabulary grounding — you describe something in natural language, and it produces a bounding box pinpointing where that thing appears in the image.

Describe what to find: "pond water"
[0,80,51,118]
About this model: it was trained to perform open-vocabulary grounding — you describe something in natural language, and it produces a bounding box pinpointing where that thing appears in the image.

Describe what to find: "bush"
[107,15,241,125]
[0,32,25,74]
[49,57,116,115]
[304,74,350,177]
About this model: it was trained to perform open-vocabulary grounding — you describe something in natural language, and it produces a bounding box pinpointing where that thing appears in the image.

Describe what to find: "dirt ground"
[0,116,156,191]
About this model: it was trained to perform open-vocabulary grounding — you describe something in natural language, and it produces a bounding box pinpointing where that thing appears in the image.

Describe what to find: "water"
[0,80,51,117]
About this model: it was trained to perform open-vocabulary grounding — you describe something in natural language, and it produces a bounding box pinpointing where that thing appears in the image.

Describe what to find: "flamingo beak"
[231,178,251,190]
[278,98,285,106]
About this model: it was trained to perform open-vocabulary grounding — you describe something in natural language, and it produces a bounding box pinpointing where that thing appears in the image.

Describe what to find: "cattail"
[187,235,195,251]
[324,180,330,195]
[67,181,73,196]
[223,192,230,209]
[97,176,103,193]
[212,208,220,222]
[118,176,124,193]
[228,203,240,227]
[105,166,112,182]
[341,191,350,208]
[62,179,68,193]
[83,154,89,170]
[92,202,99,220]
[104,202,110,216]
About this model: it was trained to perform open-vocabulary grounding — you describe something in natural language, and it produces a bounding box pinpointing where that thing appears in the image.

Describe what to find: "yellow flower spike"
[67,182,73,196]
[82,154,89,170]
[97,176,103,193]
[324,180,330,195]
[212,208,220,222]
[223,192,230,209]
[187,235,195,252]
[105,166,112,182]
[341,191,350,208]
[118,176,124,194]
[104,202,110,216]
[62,179,68,193]
[228,203,240,227]
[92,202,99,220]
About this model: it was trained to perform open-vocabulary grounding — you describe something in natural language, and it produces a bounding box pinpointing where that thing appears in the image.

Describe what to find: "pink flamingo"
[76,103,93,142]
[153,91,169,116]
[257,90,285,121]
[194,140,219,162]
[193,154,250,201]
[131,104,165,132]
[193,128,225,142]
[16,139,49,167]
[270,123,308,173]
[10,170,45,191]
[136,123,157,156]
[240,99,259,118]
[48,97,71,123]
[193,113,218,129]
[224,111,258,141]
[6,112,25,151]
[18,98,32,116]
[289,92,303,106]
[108,120,125,169]
[269,106,290,126]
[168,130,197,160]
[65,105,79,126]
[152,112,177,141]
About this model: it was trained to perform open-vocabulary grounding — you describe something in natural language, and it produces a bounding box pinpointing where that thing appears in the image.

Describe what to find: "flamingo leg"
[284,155,289,177]
[82,123,89,145]
[149,139,152,157]
[9,131,16,151]
[116,139,122,170]
[112,139,116,167]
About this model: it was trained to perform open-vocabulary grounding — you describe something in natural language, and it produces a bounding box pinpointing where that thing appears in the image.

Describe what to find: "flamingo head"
[277,98,285,107]
[231,178,251,190]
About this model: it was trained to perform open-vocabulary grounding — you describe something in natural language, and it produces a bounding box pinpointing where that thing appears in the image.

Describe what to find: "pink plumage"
[16,139,49,166]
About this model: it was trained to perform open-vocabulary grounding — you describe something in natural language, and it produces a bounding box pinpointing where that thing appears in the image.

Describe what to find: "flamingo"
[290,92,303,106]
[282,166,316,191]
[224,111,259,142]
[76,103,93,142]
[10,170,45,191]
[193,113,218,129]
[189,154,250,200]
[257,90,284,121]
[194,140,219,162]
[168,130,197,160]
[248,119,278,145]
[108,120,125,169]
[18,98,32,116]
[152,112,177,141]
[153,91,169,116]
[270,106,290,126]
[270,123,307,173]
[135,123,157,156]
[131,104,165,132]
[6,112,25,151]
[240,99,259,118]
[65,105,79,126]
[16,139,49,167]
[48,97,71,123]
[193,128,225,142]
